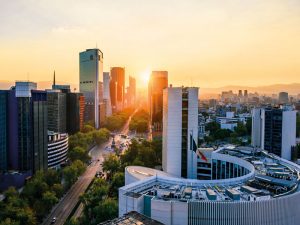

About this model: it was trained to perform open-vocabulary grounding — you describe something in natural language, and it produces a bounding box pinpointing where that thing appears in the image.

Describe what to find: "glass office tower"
[0,91,8,171]
[79,48,103,129]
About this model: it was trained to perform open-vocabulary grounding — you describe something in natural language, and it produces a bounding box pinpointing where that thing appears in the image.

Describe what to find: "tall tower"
[128,76,136,107]
[110,67,125,112]
[79,48,103,129]
[148,71,168,133]
[162,86,199,179]
[103,72,112,116]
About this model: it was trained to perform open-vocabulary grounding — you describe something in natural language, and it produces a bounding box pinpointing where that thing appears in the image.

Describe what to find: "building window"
[90,55,93,60]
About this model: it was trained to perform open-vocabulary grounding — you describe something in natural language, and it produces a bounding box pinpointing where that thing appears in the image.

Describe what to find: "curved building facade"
[47,132,68,169]
[119,146,300,225]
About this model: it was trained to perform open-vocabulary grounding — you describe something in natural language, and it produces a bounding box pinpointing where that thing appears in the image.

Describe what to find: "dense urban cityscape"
[1,1,300,225]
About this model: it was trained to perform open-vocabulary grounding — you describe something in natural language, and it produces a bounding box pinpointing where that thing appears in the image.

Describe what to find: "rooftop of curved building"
[122,145,300,203]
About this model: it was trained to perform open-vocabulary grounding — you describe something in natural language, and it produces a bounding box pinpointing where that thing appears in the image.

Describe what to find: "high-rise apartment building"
[278,92,289,104]
[47,90,66,133]
[103,72,112,116]
[148,71,168,133]
[79,48,103,129]
[252,107,296,160]
[0,91,8,171]
[110,67,125,111]
[162,86,199,179]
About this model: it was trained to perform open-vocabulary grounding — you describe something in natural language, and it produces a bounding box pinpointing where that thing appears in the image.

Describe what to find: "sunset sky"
[0,0,300,88]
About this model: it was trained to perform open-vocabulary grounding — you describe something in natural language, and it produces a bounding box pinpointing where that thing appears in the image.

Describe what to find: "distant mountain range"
[1,80,300,98]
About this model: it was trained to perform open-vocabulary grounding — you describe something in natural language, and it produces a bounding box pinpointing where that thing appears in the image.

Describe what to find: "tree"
[82,125,95,133]
[42,191,58,210]
[102,154,120,179]
[52,183,64,198]
[111,172,125,197]
[69,146,90,163]
[92,198,118,223]
[44,169,61,187]
[63,160,86,188]
[0,218,20,225]
[93,128,110,145]
[213,129,231,140]
[234,122,247,137]
[138,147,156,168]
[206,121,220,134]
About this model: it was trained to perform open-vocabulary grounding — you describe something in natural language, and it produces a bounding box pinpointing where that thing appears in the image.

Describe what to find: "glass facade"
[148,71,168,132]
[181,88,189,178]
[32,91,48,172]
[16,90,48,172]
[0,91,7,171]
[79,48,103,128]
[47,92,66,133]
[66,93,84,134]
[264,109,283,157]
[211,159,249,180]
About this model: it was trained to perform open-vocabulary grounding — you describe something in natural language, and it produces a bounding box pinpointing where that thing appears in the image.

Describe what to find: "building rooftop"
[122,146,300,203]
[98,211,163,225]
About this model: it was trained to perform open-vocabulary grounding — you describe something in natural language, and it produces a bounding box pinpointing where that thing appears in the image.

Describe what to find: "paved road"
[43,111,136,225]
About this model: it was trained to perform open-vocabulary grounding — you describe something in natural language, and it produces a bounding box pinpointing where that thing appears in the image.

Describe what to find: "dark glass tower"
[47,91,67,133]
[0,91,8,171]
[7,83,48,173]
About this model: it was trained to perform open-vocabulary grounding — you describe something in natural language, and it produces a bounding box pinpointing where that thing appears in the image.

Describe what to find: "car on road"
[51,217,57,224]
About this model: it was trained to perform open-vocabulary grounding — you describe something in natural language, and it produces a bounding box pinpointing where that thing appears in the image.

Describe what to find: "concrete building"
[79,48,103,129]
[252,107,296,160]
[162,86,198,179]
[46,90,66,133]
[103,72,112,116]
[279,92,289,104]
[148,71,168,134]
[47,132,68,169]
[110,67,125,112]
[119,146,300,225]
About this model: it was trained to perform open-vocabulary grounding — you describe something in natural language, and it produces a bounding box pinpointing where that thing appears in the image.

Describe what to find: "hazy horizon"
[1,0,300,88]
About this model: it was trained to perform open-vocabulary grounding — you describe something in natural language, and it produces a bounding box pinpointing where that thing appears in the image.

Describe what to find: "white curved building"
[47,132,68,169]
[119,146,300,225]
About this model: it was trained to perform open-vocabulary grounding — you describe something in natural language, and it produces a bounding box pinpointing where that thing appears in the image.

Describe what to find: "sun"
[141,70,151,84]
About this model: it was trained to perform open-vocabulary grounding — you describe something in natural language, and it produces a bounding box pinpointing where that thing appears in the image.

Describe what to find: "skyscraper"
[148,71,168,133]
[79,48,103,129]
[66,93,85,134]
[0,91,8,171]
[110,67,125,111]
[47,90,66,133]
[128,76,136,107]
[162,86,199,179]
[103,72,112,116]
[7,82,48,172]
[252,107,296,160]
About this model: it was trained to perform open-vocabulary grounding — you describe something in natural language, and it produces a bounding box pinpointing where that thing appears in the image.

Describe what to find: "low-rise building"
[47,131,68,169]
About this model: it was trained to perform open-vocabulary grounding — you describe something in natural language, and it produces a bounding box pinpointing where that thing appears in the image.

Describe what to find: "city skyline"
[1,1,300,88]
